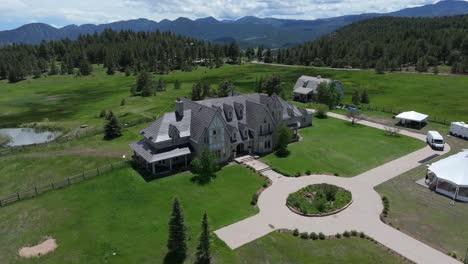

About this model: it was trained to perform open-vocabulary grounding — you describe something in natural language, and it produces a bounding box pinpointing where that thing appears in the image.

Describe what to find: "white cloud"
[0,0,451,29]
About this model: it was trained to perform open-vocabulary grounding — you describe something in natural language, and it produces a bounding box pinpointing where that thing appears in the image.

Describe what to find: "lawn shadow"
[274,149,290,158]
[163,252,185,264]
[190,173,216,185]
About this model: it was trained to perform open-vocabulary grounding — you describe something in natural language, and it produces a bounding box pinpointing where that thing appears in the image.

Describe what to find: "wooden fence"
[0,160,131,207]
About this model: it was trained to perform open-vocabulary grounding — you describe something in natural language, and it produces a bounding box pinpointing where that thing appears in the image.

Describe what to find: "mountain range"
[1,0,468,48]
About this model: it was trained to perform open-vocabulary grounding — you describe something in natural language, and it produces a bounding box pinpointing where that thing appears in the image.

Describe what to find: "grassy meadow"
[262,118,424,177]
[0,164,405,264]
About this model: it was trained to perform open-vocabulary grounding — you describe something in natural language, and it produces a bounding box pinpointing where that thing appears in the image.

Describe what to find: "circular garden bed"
[287,184,352,216]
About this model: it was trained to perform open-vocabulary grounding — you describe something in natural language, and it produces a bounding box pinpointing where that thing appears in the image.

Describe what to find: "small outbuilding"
[396,111,428,129]
[292,75,343,102]
[426,150,468,202]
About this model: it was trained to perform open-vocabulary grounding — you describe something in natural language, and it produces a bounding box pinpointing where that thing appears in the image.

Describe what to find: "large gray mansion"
[130,92,312,174]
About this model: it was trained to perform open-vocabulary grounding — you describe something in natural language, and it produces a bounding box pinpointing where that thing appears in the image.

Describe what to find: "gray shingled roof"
[140,110,191,143]
[180,98,218,143]
[293,75,331,94]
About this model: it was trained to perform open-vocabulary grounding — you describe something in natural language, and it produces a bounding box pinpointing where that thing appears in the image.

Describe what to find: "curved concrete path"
[215,113,459,264]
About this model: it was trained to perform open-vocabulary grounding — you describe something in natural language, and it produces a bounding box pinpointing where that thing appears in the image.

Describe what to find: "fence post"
[97,168,100,175]
[51,182,55,190]
[17,192,20,201]
[0,198,2,207]
[82,172,85,180]
[35,187,38,195]
[67,177,71,185]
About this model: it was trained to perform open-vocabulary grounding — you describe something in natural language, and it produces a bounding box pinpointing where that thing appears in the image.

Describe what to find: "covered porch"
[130,140,191,175]
[293,87,314,102]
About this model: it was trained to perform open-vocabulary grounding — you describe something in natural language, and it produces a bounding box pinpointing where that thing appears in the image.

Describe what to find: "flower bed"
[287,184,352,216]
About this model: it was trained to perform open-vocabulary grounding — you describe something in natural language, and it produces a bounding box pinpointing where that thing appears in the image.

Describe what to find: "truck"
[450,121,468,140]
[426,131,445,150]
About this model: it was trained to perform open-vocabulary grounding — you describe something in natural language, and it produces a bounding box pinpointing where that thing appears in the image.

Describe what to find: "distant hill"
[1,0,468,47]
[279,15,468,74]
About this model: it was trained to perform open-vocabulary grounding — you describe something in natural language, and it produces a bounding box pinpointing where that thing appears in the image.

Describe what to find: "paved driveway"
[215,113,459,264]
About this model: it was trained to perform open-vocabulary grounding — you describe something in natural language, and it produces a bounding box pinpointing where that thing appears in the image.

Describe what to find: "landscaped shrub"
[315,104,329,119]
[343,231,350,238]
[250,193,258,205]
[335,233,341,239]
[351,230,358,237]
[287,184,352,215]
[293,229,299,236]
[359,232,366,238]
[263,183,268,188]
[381,196,390,218]
[300,232,309,239]
[305,170,311,175]
[318,232,325,240]
[295,172,301,177]
[334,173,340,176]
[309,232,318,240]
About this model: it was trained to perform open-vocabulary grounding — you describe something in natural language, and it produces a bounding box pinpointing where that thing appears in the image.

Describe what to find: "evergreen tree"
[264,49,273,63]
[157,77,165,91]
[49,60,58,75]
[79,56,92,76]
[275,123,292,157]
[174,80,181,89]
[261,74,282,96]
[416,57,428,72]
[217,79,233,97]
[202,82,211,98]
[360,89,370,104]
[104,114,122,140]
[191,82,203,101]
[136,71,154,97]
[375,59,386,74]
[195,212,211,264]
[352,90,361,106]
[256,46,264,61]
[166,198,187,263]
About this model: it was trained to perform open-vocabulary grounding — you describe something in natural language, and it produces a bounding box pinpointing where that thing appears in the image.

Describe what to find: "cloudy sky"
[0,0,445,30]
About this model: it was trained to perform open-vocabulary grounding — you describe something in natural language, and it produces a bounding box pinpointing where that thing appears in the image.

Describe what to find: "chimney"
[175,98,184,121]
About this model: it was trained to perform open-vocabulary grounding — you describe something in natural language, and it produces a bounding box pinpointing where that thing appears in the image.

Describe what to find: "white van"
[450,122,468,139]
[426,131,445,150]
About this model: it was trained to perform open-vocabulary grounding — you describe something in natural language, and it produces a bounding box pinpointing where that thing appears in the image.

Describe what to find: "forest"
[0,29,240,83]
[275,15,468,73]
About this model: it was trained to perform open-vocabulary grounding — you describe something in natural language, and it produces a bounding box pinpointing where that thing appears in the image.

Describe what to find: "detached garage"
[426,150,468,202]
[396,111,428,129]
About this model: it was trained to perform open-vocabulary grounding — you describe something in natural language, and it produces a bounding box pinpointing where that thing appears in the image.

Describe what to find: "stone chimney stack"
[175,97,184,121]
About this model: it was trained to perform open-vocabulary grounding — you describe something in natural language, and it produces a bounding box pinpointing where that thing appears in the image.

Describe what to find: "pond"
[0,128,62,147]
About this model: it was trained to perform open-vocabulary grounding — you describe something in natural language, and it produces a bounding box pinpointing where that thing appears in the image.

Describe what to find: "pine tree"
[261,74,281,96]
[192,149,218,183]
[264,49,273,63]
[275,123,292,157]
[166,198,187,263]
[202,82,211,98]
[174,80,181,89]
[352,90,361,106]
[104,115,122,140]
[191,82,203,101]
[195,212,211,264]
[49,60,58,75]
[79,56,92,76]
[217,79,233,97]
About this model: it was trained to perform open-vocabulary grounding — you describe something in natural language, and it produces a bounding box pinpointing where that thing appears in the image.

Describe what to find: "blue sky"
[0,0,443,30]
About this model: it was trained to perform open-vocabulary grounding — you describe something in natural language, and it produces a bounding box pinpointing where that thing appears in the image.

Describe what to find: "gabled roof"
[140,110,191,143]
[429,150,468,186]
[396,111,428,122]
[293,75,331,94]
[180,98,218,143]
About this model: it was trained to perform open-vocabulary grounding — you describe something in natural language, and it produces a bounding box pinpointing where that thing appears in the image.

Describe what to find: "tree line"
[0,29,241,83]
[272,15,468,74]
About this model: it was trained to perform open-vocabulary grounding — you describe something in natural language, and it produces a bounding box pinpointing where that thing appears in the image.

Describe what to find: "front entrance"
[236,143,244,154]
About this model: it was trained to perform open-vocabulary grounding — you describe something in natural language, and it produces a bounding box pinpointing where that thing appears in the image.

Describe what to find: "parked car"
[346,106,357,111]
[426,131,445,150]
[449,121,468,140]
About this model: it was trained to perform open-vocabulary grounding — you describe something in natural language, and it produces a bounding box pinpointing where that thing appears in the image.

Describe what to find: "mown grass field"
[0,164,406,264]
[262,118,424,177]
[0,164,265,263]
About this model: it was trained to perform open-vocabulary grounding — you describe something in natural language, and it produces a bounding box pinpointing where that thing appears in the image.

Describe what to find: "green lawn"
[375,135,468,257]
[262,118,424,177]
[1,64,467,132]
[220,232,407,264]
[0,164,266,263]
[0,164,408,264]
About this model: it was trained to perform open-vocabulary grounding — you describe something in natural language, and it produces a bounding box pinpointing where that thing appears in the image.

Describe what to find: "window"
[264,140,271,149]
[213,130,217,135]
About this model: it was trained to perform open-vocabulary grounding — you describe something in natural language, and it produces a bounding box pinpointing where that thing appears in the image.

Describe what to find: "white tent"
[396,111,428,128]
[427,150,468,202]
